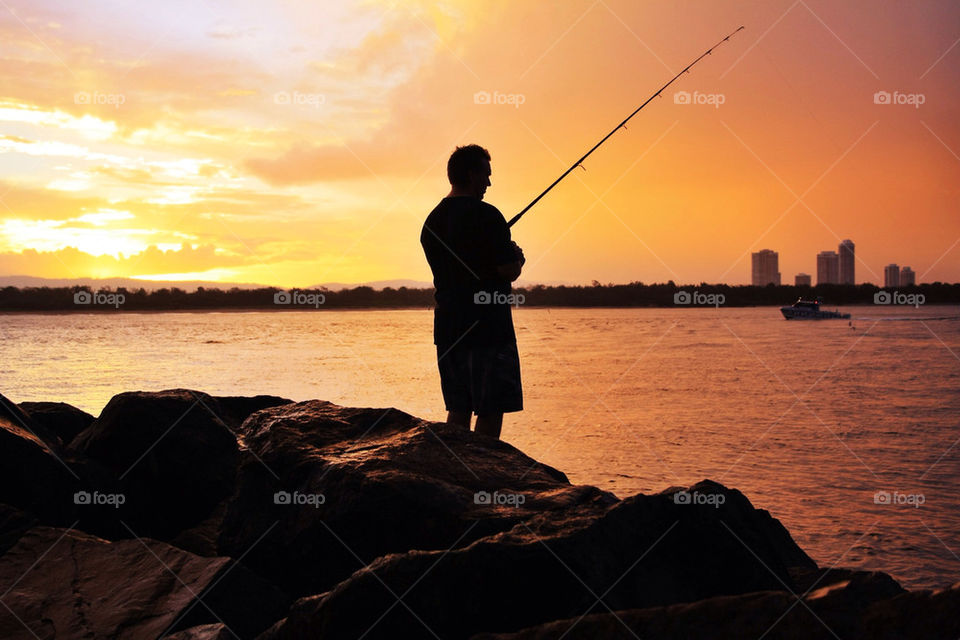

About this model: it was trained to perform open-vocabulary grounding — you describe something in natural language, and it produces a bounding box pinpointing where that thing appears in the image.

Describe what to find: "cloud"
[206,24,258,40]
[0,243,242,279]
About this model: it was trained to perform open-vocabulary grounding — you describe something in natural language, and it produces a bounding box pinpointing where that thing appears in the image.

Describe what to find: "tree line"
[0,281,956,311]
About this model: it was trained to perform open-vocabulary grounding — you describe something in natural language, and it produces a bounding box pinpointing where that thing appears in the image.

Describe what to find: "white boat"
[780,298,851,320]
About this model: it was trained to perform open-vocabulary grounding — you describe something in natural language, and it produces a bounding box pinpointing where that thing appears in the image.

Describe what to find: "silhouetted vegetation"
[0,282,956,312]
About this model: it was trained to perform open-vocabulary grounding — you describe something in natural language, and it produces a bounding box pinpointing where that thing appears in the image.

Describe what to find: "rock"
[260,480,817,640]
[162,623,236,639]
[218,400,617,597]
[468,573,959,640]
[5,391,957,639]
[0,393,84,526]
[0,504,37,557]
[471,591,809,640]
[212,395,294,431]
[1,392,63,450]
[0,525,289,640]
[70,389,239,539]
[18,401,95,445]
[861,582,960,639]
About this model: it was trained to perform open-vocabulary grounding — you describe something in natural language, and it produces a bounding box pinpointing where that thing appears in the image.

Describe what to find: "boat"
[780,297,851,320]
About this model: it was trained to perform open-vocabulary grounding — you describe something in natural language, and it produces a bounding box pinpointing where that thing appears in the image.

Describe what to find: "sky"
[0,0,958,287]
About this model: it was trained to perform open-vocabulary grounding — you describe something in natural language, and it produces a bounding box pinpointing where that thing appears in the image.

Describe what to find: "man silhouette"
[420,144,525,439]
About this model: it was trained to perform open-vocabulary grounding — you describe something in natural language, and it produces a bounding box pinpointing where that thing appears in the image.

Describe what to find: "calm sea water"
[2,306,958,590]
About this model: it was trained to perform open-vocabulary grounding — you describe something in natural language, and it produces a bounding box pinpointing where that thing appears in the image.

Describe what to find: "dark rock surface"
[18,400,95,445]
[1,389,954,640]
[219,400,617,597]
[260,481,818,639]
[70,389,239,539]
[1,392,64,450]
[0,524,288,640]
[0,393,85,526]
[166,623,236,639]
[469,573,959,640]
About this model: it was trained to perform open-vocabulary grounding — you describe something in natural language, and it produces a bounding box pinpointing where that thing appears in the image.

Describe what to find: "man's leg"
[447,411,471,429]
[474,412,503,439]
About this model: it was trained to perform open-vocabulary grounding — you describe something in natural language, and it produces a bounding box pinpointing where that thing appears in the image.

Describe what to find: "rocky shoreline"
[0,389,956,639]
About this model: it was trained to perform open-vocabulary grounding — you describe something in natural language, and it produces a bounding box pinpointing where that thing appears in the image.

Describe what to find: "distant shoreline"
[2,303,958,316]
[1,282,957,312]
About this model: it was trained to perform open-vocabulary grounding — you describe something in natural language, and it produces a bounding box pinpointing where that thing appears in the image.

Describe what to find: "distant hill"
[0,275,572,292]
[305,279,431,291]
[0,275,432,292]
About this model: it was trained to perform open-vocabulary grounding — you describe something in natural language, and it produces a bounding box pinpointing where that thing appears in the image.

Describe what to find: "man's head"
[447,144,491,199]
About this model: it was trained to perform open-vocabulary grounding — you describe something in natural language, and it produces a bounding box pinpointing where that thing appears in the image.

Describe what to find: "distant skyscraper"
[817,251,839,285]
[795,273,812,286]
[751,249,781,286]
[884,264,900,288]
[900,266,915,286]
[839,239,855,285]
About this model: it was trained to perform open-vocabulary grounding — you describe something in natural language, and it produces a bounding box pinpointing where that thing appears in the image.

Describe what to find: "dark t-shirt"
[420,196,517,349]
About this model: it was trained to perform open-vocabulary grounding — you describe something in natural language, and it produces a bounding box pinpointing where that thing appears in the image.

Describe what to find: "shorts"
[436,341,523,415]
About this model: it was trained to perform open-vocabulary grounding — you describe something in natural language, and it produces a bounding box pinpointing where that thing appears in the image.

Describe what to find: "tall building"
[884,264,900,288]
[795,273,812,286]
[817,251,839,285]
[839,239,855,285]
[751,249,781,286]
[900,266,916,286]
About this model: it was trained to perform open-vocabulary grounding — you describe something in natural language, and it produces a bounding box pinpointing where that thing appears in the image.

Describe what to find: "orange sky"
[0,0,957,287]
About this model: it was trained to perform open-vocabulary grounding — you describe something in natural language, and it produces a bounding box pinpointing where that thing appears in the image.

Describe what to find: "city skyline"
[753,239,923,287]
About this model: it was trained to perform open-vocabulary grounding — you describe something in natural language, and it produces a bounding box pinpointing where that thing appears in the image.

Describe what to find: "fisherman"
[420,144,525,439]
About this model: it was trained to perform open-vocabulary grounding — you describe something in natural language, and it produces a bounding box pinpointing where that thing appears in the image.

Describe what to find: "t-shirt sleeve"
[486,206,516,267]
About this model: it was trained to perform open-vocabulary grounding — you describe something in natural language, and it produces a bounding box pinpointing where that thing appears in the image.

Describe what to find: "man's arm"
[497,261,521,282]
[496,242,525,282]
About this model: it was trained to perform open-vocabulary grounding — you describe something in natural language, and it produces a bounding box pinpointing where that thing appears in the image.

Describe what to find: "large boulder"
[0,525,289,640]
[0,394,84,525]
[211,394,294,431]
[18,401,95,446]
[71,389,239,538]
[1,393,63,449]
[860,582,960,639]
[469,572,959,640]
[261,480,818,639]
[219,400,617,597]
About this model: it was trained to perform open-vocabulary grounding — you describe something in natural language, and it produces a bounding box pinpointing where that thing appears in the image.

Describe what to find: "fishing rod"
[507,25,745,228]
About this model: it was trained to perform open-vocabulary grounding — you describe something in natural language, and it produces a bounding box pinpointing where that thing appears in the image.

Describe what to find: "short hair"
[447,144,491,187]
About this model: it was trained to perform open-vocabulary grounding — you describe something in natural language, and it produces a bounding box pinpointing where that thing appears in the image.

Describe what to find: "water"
[2,306,958,590]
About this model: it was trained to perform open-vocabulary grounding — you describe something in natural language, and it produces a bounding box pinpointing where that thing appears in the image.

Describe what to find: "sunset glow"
[1,0,958,286]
